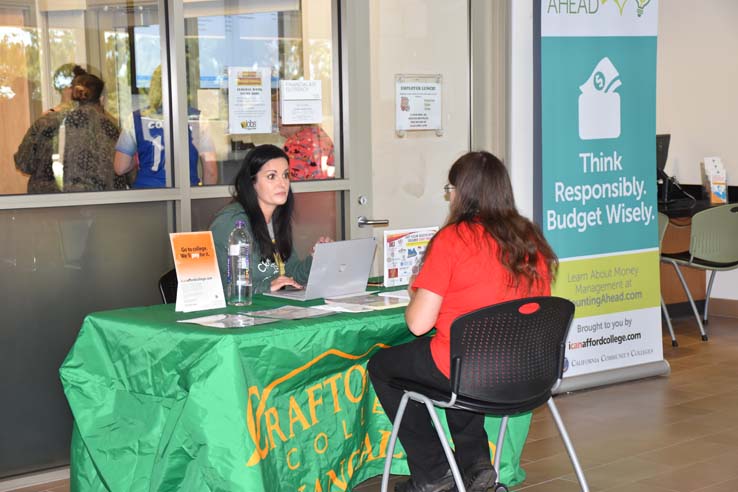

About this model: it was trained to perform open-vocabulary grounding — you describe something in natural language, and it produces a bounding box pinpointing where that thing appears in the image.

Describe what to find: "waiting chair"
[380,297,589,492]
[158,268,178,304]
[657,212,678,347]
[660,204,738,341]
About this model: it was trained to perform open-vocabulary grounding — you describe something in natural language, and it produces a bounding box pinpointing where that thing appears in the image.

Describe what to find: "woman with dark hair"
[210,144,330,293]
[368,151,558,492]
[15,66,124,192]
[62,71,124,191]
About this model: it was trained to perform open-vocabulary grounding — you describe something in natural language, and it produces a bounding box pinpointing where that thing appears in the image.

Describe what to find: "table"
[60,296,532,491]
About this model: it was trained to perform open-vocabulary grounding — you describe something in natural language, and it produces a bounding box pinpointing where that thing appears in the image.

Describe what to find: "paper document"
[325,293,409,311]
[178,314,276,329]
[246,305,336,320]
[312,303,374,313]
[378,290,411,301]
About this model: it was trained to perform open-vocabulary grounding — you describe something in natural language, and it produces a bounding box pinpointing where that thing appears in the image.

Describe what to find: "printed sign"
[228,67,271,134]
[169,232,225,312]
[280,80,323,125]
[383,227,438,287]
[539,0,663,378]
[395,75,442,133]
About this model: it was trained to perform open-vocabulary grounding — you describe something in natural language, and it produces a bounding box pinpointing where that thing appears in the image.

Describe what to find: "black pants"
[367,337,490,484]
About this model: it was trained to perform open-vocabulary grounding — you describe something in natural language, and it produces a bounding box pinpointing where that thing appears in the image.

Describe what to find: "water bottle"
[227,220,252,306]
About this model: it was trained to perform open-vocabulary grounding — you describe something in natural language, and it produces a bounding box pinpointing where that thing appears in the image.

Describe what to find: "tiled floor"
[6,315,738,492]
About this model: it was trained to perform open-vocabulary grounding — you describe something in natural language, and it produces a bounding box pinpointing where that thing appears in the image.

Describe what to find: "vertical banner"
[539,1,664,381]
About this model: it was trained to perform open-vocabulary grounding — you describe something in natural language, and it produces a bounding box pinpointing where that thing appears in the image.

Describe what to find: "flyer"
[383,227,439,287]
[395,77,442,132]
[280,80,323,125]
[169,232,226,312]
[228,67,271,134]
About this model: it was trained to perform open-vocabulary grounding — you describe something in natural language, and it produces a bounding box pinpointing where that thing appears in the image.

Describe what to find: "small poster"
[383,227,439,287]
[169,232,226,313]
[280,80,323,125]
[395,74,442,134]
[228,67,271,134]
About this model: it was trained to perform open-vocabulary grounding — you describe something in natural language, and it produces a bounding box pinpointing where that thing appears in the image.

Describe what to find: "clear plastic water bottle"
[227,220,252,306]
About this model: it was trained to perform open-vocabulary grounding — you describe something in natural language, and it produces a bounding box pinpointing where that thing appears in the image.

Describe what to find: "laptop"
[264,237,377,301]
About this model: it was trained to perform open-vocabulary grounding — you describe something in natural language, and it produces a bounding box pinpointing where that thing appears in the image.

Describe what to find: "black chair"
[158,268,178,304]
[380,296,589,492]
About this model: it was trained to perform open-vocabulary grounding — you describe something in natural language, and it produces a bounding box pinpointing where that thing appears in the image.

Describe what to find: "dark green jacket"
[210,202,312,293]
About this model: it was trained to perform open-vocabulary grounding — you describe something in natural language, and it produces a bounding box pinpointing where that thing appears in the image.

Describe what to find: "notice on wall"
[170,232,225,313]
[280,80,322,125]
[395,74,442,134]
[228,67,271,134]
[383,227,438,287]
[539,0,662,379]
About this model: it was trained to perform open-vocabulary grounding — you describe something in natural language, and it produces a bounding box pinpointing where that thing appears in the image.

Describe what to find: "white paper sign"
[280,80,323,125]
[395,77,442,132]
[383,227,439,287]
[228,67,271,134]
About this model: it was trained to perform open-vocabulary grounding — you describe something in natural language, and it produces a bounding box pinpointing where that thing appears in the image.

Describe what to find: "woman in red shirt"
[368,151,557,492]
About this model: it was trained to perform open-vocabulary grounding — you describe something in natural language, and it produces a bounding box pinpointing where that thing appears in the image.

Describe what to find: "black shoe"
[394,470,457,492]
[463,461,497,492]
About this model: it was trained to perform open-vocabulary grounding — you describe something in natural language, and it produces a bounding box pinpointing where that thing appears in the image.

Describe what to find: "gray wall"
[0,202,172,477]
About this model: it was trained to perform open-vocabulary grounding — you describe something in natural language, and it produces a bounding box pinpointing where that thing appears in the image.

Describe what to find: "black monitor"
[656,134,670,171]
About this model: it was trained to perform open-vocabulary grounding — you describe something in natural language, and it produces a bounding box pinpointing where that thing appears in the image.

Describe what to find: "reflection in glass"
[183,1,338,185]
[0,1,338,194]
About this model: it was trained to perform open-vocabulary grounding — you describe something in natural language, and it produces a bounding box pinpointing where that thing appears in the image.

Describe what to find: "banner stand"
[555,360,670,394]
[536,1,665,391]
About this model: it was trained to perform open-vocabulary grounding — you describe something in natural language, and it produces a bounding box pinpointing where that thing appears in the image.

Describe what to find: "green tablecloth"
[60,296,532,491]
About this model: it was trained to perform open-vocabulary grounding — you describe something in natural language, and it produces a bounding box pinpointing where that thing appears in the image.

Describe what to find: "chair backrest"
[689,204,738,264]
[449,296,575,414]
[657,212,669,247]
[159,268,178,304]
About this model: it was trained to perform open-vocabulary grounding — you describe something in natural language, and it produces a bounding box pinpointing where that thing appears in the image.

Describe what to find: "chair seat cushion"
[390,377,551,416]
[662,251,738,270]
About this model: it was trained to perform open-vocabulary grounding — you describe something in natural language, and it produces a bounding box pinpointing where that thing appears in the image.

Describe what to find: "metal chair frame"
[657,212,677,346]
[379,297,589,492]
[660,204,738,341]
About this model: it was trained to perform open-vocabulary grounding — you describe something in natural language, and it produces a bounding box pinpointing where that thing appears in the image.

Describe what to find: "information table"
[60,296,532,491]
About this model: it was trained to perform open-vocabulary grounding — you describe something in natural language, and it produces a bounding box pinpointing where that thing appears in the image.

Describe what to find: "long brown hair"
[432,151,557,288]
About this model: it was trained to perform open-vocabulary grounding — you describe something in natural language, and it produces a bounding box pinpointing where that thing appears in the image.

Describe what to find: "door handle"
[357,216,389,228]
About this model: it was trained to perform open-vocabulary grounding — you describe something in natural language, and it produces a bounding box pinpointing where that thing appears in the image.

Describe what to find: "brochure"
[178,314,276,329]
[325,293,409,311]
[245,305,336,320]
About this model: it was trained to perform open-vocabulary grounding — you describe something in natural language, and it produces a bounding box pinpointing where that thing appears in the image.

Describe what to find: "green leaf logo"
[612,0,628,15]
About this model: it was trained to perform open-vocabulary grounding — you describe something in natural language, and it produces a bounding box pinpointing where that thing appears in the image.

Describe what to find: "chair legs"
[660,296,678,347]
[704,270,717,324]
[547,398,590,492]
[381,391,466,492]
[381,392,590,492]
[665,260,708,341]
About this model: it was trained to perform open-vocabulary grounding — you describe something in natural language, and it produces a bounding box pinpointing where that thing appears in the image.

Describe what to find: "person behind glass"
[48,63,79,113]
[61,71,125,191]
[280,120,335,180]
[367,151,558,492]
[113,65,217,188]
[15,65,123,193]
[15,64,86,193]
[210,144,331,293]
